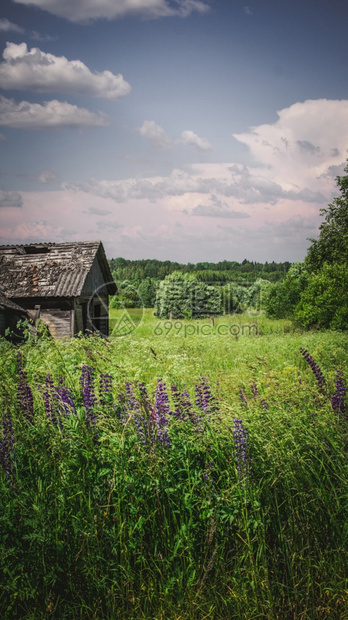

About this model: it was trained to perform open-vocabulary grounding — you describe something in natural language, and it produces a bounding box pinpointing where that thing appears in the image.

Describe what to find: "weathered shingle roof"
[0,289,28,314]
[0,241,116,298]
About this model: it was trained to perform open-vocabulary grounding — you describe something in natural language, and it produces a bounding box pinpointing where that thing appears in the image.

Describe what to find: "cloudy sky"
[0,0,347,262]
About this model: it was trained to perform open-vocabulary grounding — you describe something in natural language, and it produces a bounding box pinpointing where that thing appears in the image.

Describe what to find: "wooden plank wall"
[40,309,72,339]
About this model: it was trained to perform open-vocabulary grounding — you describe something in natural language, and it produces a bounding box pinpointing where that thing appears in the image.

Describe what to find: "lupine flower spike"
[233,418,250,480]
[331,370,347,420]
[300,348,326,389]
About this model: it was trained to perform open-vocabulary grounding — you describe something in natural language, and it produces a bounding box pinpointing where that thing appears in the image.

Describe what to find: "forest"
[109,162,348,329]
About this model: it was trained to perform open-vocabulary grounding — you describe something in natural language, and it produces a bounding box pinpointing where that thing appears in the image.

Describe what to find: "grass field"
[0,311,348,618]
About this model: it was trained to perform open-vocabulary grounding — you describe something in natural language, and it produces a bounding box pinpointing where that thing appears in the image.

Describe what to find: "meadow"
[0,310,348,619]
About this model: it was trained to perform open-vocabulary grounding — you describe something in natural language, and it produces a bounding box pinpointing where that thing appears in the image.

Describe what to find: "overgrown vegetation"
[108,258,290,309]
[266,161,348,328]
[1,314,348,618]
[108,162,348,329]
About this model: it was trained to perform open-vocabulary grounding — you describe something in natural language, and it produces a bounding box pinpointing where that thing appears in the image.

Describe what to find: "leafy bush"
[154,272,222,319]
[266,262,309,319]
[295,262,348,329]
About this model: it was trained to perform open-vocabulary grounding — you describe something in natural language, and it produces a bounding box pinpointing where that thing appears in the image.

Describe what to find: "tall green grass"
[0,313,348,618]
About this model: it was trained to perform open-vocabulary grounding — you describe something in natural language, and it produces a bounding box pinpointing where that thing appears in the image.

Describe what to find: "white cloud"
[233,98,348,191]
[0,42,131,99]
[0,18,24,33]
[0,96,108,129]
[30,31,57,42]
[12,0,210,23]
[137,120,171,148]
[178,129,212,151]
[85,206,112,215]
[192,196,250,218]
[36,169,60,184]
[0,191,23,207]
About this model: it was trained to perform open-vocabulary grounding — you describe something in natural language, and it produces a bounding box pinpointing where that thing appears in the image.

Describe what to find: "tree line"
[108,161,348,328]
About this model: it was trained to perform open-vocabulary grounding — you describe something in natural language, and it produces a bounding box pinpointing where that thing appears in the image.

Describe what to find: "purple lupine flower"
[300,348,326,389]
[99,373,113,405]
[124,382,151,447]
[170,386,195,422]
[170,385,184,419]
[138,382,156,430]
[195,377,216,415]
[233,418,250,480]
[251,384,259,397]
[239,389,248,407]
[17,352,34,425]
[56,385,77,417]
[154,379,171,446]
[80,365,97,431]
[298,372,302,385]
[180,388,195,421]
[331,370,347,420]
[116,392,128,425]
[42,375,76,430]
[203,460,214,485]
[0,411,16,491]
[260,399,269,411]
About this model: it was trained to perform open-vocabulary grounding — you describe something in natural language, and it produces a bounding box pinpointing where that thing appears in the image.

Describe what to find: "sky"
[0,0,347,263]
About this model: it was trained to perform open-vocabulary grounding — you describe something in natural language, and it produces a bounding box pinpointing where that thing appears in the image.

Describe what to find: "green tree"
[295,262,348,329]
[266,262,309,319]
[138,277,157,308]
[154,272,222,319]
[306,161,348,272]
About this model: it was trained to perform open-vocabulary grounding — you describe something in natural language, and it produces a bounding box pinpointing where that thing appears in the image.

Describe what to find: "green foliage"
[154,272,223,319]
[295,262,348,329]
[289,163,348,329]
[266,262,309,319]
[306,161,348,272]
[137,277,157,308]
[109,256,291,287]
[110,280,141,308]
[1,326,348,618]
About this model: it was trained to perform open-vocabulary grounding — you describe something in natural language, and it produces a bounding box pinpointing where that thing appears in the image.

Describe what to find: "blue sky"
[0,0,347,262]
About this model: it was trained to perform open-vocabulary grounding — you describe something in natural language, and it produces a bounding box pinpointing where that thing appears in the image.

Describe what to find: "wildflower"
[154,379,171,446]
[260,399,269,411]
[17,352,34,424]
[331,370,347,419]
[99,373,113,405]
[233,418,250,480]
[125,382,150,447]
[171,385,195,422]
[239,389,248,407]
[80,365,97,435]
[195,377,216,414]
[56,384,76,417]
[300,348,326,389]
[251,384,259,397]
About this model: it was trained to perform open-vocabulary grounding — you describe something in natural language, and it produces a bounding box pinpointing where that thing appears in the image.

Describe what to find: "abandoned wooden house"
[0,241,117,339]
[0,289,28,339]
